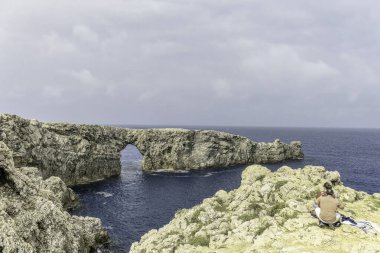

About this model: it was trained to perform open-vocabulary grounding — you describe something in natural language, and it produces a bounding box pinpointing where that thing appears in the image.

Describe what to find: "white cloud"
[0,28,6,44]
[1,86,27,99]
[43,86,64,98]
[140,40,186,56]
[41,32,77,55]
[138,90,157,102]
[347,91,360,103]
[1,0,380,127]
[241,43,339,88]
[70,69,99,87]
[73,24,99,44]
[212,79,232,98]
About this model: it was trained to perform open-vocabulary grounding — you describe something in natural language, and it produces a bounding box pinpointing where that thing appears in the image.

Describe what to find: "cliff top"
[130,165,380,253]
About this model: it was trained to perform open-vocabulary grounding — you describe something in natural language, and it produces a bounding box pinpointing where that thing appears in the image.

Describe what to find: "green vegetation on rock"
[274,180,288,190]
[189,235,210,247]
[239,212,259,222]
[130,165,380,253]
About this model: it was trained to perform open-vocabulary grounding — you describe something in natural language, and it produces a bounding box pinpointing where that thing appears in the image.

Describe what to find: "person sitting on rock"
[315,188,344,229]
[310,182,336,217]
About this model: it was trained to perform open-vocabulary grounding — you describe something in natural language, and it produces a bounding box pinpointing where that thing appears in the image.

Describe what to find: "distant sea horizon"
[111,124,380,131]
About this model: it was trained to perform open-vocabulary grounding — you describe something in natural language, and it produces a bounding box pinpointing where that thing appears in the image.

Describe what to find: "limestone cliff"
[0,114,303,186]
[130,165,380,253]
[0,141,109,252]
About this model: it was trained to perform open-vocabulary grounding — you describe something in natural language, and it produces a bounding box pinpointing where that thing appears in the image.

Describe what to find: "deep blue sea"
[71,126,380,252]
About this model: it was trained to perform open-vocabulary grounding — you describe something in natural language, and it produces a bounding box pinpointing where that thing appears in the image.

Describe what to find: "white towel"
[342,219,380,236]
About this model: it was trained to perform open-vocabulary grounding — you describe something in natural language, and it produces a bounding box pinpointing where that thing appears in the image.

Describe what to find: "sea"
[70,126,380,252]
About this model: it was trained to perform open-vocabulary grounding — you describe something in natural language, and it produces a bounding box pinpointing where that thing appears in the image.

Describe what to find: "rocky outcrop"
[132,129,303,172]
[0,114,131,186]
[0,114,303,186]
[0,141,109,252]
[130,165,380,253]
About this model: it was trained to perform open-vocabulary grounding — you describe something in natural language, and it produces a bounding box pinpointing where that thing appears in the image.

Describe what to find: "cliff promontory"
[0,141,109,252]
[130,165,380,253]
[0,114,303,186]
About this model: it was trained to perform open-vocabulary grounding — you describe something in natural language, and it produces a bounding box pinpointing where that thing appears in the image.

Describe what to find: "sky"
[1,0,380,128]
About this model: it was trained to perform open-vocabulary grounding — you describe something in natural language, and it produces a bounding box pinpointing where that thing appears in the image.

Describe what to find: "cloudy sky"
[1,0,379,127]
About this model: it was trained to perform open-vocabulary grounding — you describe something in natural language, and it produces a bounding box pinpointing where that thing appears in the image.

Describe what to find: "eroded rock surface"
[0,141,109,252]
[130,165,380,253]
[0,114,303,185]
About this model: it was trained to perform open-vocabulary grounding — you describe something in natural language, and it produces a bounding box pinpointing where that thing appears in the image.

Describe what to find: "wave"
[96,191,114,198]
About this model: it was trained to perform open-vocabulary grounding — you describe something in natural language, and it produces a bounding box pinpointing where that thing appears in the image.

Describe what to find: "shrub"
[189,235,210,247]
[256,222,270,236]
[307,188,320,200]
[214,203,227,212]
[239,212,259,221]
[369,205,379,212]
[190,208,204,223]
[268,202,286,217]
[248,202,261,210]
[281,210,298,219]
[373,200,380,208]
[274,180,288,191]
[256,174,266,181]
[215,197,224,206]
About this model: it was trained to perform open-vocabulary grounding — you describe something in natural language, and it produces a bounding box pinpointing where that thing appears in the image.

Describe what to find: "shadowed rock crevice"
[0,114,303,186]
[0,166,7,185]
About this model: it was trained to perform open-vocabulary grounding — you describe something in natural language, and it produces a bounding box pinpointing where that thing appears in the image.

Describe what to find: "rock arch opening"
[120,144,143,174]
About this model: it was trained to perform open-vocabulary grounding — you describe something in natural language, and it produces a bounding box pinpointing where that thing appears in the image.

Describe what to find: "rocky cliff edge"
[0,141,109,252]
[130,165,380,253]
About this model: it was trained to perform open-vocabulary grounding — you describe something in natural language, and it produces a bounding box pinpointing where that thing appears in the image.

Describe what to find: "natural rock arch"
[0,114,304,186]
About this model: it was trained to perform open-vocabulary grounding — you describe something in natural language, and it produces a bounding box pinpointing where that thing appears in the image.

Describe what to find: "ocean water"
[71,127,380,252]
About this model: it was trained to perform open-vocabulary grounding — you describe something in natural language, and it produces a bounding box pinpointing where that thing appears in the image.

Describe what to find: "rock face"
[132,129,303,172]
[0,114,303,186]
[0,141,109,252]
[130,165,380,253]
[0,114,131,186]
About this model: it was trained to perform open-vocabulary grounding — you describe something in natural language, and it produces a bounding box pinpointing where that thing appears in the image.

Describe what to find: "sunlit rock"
[130,165,380,253]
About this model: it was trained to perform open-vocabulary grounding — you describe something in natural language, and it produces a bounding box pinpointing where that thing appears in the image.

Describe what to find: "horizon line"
[107,123,380,131]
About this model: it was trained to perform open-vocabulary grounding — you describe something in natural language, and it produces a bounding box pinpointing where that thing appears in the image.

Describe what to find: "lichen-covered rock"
[0,114,303,186]
[0,114,131,186]
[133,129,303,172]
[130,165,380,253]
[0,142,109,252]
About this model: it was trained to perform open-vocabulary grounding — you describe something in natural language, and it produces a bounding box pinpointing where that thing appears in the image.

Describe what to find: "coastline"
[0,114,304,252]
[1,115,380,252]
